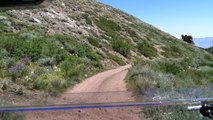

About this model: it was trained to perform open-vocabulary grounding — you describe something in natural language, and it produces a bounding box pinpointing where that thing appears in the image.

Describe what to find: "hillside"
[194,37,213,48]
[0,0,213,119]
[206,47,213,54]
[0,0,189,94]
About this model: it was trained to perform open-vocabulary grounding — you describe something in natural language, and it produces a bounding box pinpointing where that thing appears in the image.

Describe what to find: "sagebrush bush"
[9,64,28,82]
[0,58,16,69]
[38,57,56,67]
[0,79,11,91]
[20,30,41,40]
[127,66,174,93]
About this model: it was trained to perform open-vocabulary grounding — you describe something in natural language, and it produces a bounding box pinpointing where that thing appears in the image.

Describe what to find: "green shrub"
[150,59,185,75]
[20,30,42,40]
[107,54,126,66]
[33,76,49,90]
[54,35,100,62]
[90,31,98,38]
[0,79,12,91]
[0,58,16,69]
[0,69,8,78]
[48,79,67,96]
[33,74,67,94]
[126,66,174,93]
[9,64,28,82]
[111,38,131,57]
[178,68,213,85]
[34,67,47,76]
[0,23,7,33]
[0,33,38,60]
[0,16,12,33]
[60,59,81,78]
[95,17,121,33]
[0,49,9,58]
[87,37,100,47]
[137,42,158,58]
[0,33,68,63]
[124,27,138,39]
[38,57,56,67]
[162,45,183,58]
[81,14,92,25]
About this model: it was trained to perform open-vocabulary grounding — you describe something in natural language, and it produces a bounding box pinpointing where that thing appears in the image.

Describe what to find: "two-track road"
[27,65,142,120]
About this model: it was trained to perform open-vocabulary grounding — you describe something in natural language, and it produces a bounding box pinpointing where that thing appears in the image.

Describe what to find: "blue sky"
[98,0,213,38]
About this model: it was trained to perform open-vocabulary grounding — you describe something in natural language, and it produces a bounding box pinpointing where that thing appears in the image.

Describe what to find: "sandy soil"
[27,65,142,120]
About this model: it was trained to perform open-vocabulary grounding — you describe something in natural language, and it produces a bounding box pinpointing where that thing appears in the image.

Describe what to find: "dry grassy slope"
[2,0,211,64]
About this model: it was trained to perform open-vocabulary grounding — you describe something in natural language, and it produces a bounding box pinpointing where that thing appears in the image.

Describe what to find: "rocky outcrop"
[181,34,195,44]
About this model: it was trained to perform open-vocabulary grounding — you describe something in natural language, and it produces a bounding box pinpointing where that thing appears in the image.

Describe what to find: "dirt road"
[27,65,142,120]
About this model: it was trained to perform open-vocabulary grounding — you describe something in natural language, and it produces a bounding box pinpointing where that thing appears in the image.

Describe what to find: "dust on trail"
[27,65,142,120]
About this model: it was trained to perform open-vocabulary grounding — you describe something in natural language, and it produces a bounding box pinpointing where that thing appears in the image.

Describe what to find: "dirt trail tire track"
[27,65,142,120]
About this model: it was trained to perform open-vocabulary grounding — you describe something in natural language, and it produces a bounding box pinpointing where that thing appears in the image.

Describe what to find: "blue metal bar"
[1,97,213,112]
[0,102,178,113]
